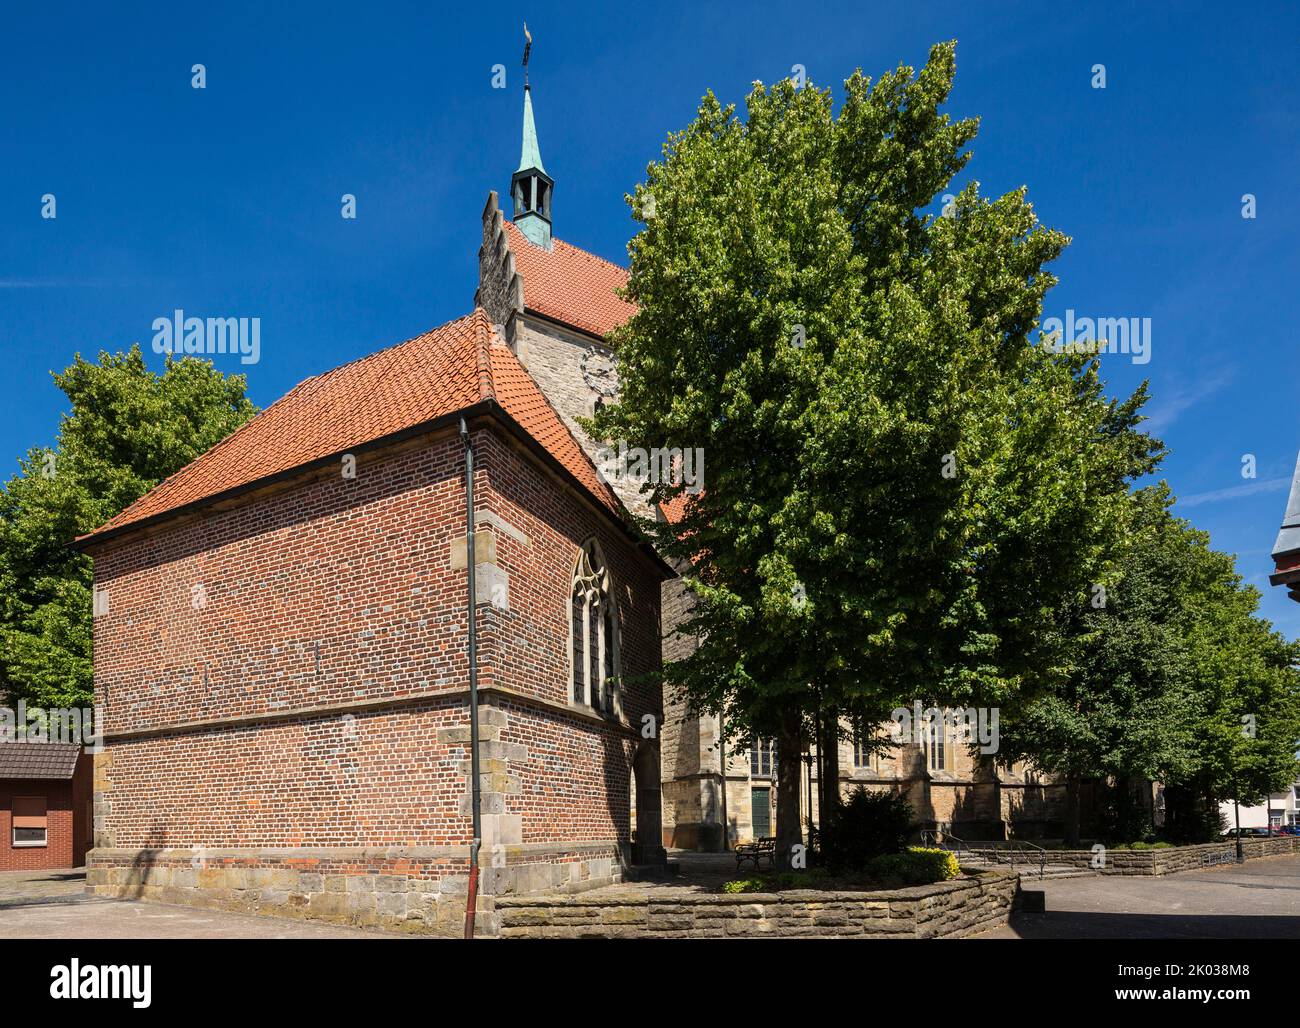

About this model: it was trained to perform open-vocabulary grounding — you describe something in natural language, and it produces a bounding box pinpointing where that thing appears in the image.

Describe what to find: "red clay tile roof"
[659,491,693,526]
[504,220,637,339]
[78,309,620,546]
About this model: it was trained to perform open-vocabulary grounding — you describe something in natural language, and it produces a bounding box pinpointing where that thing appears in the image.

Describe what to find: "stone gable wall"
[476,192,523,335]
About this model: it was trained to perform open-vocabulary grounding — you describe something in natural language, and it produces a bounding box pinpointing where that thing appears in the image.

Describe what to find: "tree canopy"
[0,346,256,710]
[590,42,1161,854]
[997,485,1300,842]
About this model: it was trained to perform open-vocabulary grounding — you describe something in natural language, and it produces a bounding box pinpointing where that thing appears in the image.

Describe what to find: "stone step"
[959,857,1096,880]
[1036,866,1095,879]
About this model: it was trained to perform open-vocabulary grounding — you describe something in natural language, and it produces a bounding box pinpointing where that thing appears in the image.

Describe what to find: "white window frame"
[12,827,47,848]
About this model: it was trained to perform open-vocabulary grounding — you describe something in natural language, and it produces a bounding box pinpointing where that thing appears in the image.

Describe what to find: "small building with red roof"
[0,742,92,872]
[76,63,675,932]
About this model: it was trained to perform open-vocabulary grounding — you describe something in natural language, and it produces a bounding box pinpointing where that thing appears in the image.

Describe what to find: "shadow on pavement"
[1004,909,1300,939]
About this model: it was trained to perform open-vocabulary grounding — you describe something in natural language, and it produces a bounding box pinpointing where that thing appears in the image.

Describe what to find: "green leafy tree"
[591,42,1158,861]
[0,346,256,710]
[1178,555,1300,841]
[998,486,1202,844]
[1000,485,1300,846]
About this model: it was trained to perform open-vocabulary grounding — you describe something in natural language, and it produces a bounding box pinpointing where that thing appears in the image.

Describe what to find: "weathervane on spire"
[512,20,552,247]
[522,22,532,88]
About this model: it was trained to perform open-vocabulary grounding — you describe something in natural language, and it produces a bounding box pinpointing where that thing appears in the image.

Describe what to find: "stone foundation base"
[87,841,626,937]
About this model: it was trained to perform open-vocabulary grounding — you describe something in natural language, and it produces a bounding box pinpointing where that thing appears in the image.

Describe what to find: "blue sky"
[2,1,1298,634]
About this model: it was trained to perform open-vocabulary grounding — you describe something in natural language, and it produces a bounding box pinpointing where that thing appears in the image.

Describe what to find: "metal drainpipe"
[460,418,483,938]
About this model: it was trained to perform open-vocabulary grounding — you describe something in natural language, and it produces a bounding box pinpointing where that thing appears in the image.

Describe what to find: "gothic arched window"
[570,539,618,713]
[927,715,947,771]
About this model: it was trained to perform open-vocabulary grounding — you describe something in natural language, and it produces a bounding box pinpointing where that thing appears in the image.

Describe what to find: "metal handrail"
[920,828,1047,879]
[920,828,974,864]
[993,837,1048,879]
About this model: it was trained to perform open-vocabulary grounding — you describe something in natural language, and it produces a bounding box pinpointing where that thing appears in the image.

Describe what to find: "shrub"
[866,846,960,886]
[722,869,831,894]
[722,878,766,894]
[820,786,915,870]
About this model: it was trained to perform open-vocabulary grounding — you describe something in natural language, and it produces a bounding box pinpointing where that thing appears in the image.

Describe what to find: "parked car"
[1223,827,1273,838]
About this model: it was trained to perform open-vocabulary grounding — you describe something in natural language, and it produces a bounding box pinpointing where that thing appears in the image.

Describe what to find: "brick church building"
[76,62,1073,934]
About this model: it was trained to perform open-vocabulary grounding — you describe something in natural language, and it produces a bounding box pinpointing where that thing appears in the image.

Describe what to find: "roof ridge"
[553,237,629,275]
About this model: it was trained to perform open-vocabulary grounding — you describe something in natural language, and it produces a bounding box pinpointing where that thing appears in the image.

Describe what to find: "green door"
[751,787,771,838]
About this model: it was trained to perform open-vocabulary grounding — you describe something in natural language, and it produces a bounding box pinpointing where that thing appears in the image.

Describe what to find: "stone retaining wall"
[976,837,1296,875]
[496,867,1019,939]
[1150,837,1295,873]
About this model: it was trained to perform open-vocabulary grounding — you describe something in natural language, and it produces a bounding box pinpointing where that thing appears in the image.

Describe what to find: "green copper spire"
[517,85,546,176]
[511,24,553,248]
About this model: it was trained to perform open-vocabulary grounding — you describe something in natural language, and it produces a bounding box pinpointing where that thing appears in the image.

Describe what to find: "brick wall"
[91,432,476,736]
[0,777,77,871]
[86,417,665,932]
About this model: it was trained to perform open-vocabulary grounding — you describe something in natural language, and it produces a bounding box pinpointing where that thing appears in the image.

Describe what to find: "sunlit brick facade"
[80,311,669,935]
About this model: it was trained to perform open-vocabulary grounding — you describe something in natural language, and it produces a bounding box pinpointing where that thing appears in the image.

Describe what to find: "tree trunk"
[821,711,840,821]
[775,708,803,869]
[1114,773,1133,840]
[1063,773,1082,848]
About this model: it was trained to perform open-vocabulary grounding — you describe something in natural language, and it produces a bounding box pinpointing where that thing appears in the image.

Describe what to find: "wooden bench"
[735,836,776,871]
